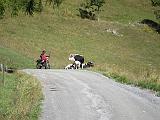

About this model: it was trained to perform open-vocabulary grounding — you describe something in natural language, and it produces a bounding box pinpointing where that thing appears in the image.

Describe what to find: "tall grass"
[102,70,160,97]
[0,72,43,120]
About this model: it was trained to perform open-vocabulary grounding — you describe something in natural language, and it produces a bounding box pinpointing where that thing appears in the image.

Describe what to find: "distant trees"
[0,0,64,18]
[78,0,105,20]
[151,0,160,22]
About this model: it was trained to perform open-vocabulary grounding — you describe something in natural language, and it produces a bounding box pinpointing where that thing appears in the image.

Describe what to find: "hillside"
[0,0,160,86]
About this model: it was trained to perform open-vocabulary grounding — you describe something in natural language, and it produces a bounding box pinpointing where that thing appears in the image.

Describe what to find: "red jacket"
[40,54,49,62]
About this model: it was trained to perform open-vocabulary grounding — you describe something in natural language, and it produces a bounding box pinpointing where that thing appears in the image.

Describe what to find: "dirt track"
[24,69,160,120]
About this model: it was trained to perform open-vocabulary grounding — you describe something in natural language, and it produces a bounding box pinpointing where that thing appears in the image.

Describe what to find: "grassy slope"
[0,0,160,83]
[0,47,33,68]
[0,72,42,120]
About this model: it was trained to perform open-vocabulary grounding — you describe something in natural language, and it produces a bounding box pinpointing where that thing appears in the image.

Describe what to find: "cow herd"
[65,54,94,70]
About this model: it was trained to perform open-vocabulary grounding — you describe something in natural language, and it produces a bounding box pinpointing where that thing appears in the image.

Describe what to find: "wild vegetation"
[0,72,42,120]
[0,0,64,18]
[78,0,105,20]
[151,0,160,22]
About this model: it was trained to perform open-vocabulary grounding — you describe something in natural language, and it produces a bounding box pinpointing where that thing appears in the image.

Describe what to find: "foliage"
[78,0,105,20]
[0,1,5,19]
[0,0,64,18]
[25,0,36,15]
[151,0,160,22]
[90,0,105,11]
[36,0,43,12]
[154,10,160,21]
[53,0,63,7]
[151,0,160,6]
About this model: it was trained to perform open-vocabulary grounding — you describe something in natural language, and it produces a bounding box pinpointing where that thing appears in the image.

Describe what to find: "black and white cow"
[69,54,84,69]
[65,63,75,70]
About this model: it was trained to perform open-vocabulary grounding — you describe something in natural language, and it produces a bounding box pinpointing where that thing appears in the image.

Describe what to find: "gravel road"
[24,69,160,120]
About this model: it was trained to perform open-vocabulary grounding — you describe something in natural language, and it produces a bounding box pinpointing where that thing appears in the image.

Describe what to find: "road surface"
[24,69,160,120]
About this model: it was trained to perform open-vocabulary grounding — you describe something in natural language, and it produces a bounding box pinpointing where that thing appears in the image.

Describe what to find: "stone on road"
[24,69,160,120]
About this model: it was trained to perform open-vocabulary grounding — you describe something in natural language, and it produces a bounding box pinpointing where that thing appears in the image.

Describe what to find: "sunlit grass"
[0,72,43,120]
[0,0,160,89]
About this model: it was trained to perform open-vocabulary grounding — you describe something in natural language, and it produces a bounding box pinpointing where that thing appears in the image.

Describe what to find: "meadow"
[0,1,160,117]
[1,0,160,119]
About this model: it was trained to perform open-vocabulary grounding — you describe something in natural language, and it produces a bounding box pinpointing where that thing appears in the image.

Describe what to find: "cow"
[65,64,75,70]
[69,54,84,69]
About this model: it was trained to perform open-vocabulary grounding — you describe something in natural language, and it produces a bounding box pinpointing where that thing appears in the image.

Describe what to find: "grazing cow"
[69,54,84,68]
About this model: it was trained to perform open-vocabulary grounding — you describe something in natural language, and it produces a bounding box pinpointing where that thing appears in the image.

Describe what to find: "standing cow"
[69,54,84,69]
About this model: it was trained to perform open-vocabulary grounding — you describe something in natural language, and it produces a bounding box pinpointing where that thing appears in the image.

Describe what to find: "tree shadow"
[140,19,160,33]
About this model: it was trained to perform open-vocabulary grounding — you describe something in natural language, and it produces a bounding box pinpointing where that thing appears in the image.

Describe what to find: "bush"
[151,0,160,22]
[154,9,160,22]
[0,2,5,19]
[90,0,105,11]
[78,0,105,20]
[79,7,96,20]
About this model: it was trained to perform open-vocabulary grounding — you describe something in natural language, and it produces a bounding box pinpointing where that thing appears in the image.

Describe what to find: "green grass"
[0,0,160,118]
[0,72,43,120]
[0,0,160,81]
[0,47,34,68]
[58,0,156,23]
[104,72,160,92]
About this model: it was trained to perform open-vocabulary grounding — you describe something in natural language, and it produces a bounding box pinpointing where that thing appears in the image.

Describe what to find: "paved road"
[24,69,160,120]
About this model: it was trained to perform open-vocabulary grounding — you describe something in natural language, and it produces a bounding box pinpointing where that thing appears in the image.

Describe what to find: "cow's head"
[87,61,94,67]
[68,54,79,61]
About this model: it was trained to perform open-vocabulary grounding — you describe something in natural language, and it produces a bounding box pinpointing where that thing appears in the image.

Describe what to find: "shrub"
[79,7,96,20]
[0,1,5,19]
[151,0,160,22]
[78,0,105,20]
